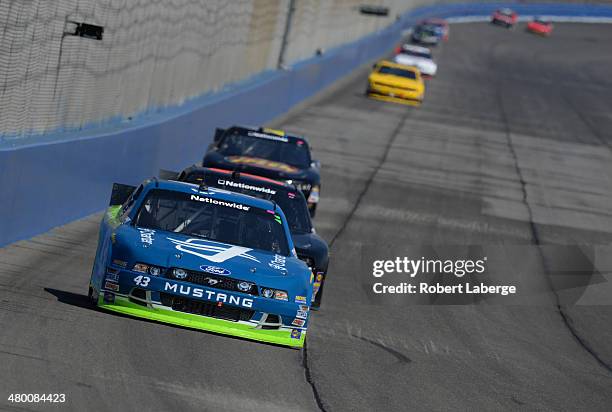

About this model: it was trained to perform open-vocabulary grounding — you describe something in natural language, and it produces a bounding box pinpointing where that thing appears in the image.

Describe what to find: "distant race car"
[393,44,437,77]
[89,178,314,348]
[203,126,321,217]
[420,18,449,41]
[491,8,518,28]
[527,18,553,36]
[411,23,441,46]
[164,166,330,309]
[366,60,425,106]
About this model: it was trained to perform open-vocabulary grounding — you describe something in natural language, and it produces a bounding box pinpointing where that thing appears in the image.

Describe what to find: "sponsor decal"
[262,127,285,136]
[190,194,250,211]
[287,192,296,199]
[237,281,253,292]
[168,238,260,263]
[174,270,188,280]
[139,228,155,245]
[217,179,277,195]
[103,292,115,303]
[247,131,289,142]
[105,271,120,282]
[190,187,215,196]
[226,156,299,174]
[200,265,231,276]
[269,254,288,274]
[295,295,307,304]
[164,282,253,308]
[296,310,308,320]
[299,305,309,312]
[105,281,119,291]
[291,329,302,339]
[292,319,306,327]
[274,214,282,225]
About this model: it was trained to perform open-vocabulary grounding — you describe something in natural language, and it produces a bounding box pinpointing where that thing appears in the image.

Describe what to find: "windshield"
[417,26,436,36]
[378,66,417,79]
[134,189,290,255]
[400,50,431,59]
[183,172,313,234]
[217,132,311,169]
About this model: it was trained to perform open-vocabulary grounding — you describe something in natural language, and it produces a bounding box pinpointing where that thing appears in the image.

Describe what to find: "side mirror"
[372,63,377,69]
[109,183,136,206]
[213,128,225,143]
[311,160,321,169]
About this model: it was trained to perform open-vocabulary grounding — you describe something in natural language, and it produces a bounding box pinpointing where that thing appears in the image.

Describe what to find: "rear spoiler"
[213,127,226,143]
[109,183,136,206]
[159,169,180,181]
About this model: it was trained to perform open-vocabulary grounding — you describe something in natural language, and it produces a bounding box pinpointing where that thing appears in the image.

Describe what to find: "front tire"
[309,203,317,218]
[88,285,99,308]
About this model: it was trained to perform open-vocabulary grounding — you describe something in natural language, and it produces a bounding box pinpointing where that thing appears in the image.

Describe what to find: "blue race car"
[89,178,313,348]
[162,166,330,309]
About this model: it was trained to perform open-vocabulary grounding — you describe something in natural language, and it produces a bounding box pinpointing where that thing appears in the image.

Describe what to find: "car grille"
[373,82,416,91]
[160,293,254,322]
[129,288,148,307]
[167,268,258,296]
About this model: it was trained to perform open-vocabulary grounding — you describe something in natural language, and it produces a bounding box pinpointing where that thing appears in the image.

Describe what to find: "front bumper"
[527,27,550,35]
[367,86,423,106]
[97,269,309,348]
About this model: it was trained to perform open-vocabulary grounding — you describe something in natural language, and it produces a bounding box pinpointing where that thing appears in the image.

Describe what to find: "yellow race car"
[366,60,425,106]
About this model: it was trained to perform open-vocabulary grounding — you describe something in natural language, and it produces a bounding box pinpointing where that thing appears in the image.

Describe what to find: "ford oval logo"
[200,265,231,276]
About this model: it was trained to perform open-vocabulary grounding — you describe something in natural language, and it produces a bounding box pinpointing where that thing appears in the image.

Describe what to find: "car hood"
[113,226,309,282]
[204,152,316,182]
[369,72,422,89]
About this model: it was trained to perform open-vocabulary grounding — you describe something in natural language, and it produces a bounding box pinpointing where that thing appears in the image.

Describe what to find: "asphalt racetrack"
[2,23,612,411]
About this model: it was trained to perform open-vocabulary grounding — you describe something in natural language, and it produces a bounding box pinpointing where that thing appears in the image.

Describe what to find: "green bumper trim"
[98,296,305,348]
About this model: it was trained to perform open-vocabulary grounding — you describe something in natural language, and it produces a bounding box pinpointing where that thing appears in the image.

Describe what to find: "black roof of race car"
[181,166,299,193]
[223,125,311,146]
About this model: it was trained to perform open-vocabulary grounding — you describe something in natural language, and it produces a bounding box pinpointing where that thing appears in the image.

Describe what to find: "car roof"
[401,44,431,54]
[183,166,297,192]
[225,125,310,146]
[377,60,419,71]
[143,178,277,210]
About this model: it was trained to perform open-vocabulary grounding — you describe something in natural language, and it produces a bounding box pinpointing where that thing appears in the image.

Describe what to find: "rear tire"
[311,274,326,310]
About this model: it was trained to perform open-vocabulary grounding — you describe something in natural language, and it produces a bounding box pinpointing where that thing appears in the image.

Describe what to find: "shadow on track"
[43,287,299,351]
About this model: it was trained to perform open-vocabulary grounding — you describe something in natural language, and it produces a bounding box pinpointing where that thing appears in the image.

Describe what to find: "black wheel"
[88,285,98,308]
[309,203,317,218]
[311,273,326,310]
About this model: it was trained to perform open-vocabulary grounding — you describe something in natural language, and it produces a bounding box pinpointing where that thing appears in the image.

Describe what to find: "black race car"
[161,166,330,309]
[203,126,321,217]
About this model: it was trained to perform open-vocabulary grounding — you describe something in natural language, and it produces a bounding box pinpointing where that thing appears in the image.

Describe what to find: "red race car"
[527,18,554,36]
[491,8,518,28]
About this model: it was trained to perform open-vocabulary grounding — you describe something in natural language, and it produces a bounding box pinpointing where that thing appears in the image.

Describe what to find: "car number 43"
[134,275,150,287]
